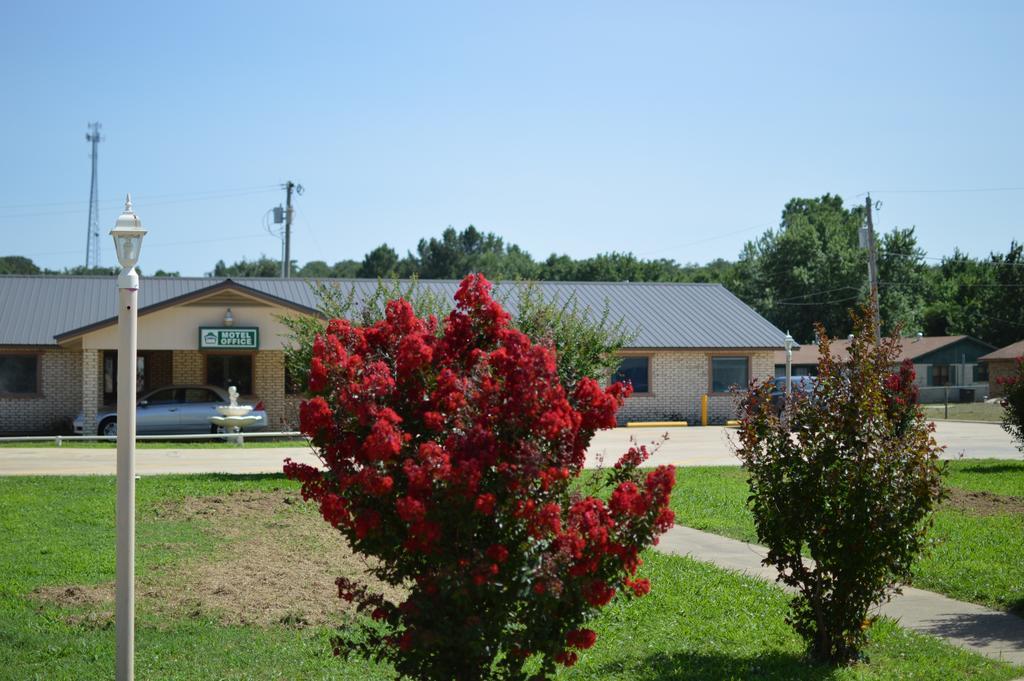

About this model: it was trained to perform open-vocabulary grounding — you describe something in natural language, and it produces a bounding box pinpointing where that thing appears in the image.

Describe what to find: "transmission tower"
[85,122,103,268]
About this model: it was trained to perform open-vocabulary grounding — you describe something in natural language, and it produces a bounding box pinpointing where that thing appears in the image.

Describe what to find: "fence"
[0,431,304,447]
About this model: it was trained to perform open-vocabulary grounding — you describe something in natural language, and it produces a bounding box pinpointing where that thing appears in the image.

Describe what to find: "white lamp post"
[110,195,146,681]
[784,332,794,398]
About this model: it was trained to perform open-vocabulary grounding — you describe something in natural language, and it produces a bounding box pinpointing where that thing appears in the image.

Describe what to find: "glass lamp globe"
[110,194,147,270]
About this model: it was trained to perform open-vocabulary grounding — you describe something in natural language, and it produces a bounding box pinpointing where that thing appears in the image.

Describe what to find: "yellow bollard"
[701,394,708,426]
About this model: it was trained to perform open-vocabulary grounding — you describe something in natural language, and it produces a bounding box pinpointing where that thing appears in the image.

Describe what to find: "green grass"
[921,402,1005,422]
[0,439,310,449]
[668,460,1024,613]
[0,474,1020,680]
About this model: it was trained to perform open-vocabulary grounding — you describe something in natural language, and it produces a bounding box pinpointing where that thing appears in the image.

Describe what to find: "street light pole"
[784,332,794,398]
[111,196,146,681]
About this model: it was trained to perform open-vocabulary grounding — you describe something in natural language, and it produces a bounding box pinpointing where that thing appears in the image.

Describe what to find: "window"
[974,363,989,383]
[103,351,147,403]
[206,354,254,394]
[184,388,221,403]
[611,356,650,394]
[932,365,951,386]
[711,356,749,393]
[0,354,39,395]
[145,388,180,405]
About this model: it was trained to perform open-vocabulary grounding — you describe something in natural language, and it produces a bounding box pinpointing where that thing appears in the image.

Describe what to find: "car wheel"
[99,418,117,437]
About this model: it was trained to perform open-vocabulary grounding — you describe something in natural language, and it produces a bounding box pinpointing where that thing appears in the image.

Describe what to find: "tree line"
[3,194,1022,347]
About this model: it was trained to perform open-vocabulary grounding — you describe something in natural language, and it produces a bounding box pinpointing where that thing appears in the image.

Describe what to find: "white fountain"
[209,386,262,444]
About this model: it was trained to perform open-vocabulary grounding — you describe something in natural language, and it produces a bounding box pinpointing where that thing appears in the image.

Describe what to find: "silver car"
[73,385,268,436]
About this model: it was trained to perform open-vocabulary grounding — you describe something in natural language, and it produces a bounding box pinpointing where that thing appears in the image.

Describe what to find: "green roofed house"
[978,339,1024,398]
[0,276,788,435]
[774,334,997,404]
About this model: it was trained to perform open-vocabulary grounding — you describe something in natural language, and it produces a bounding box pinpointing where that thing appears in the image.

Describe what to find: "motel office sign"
[199,327,259,350]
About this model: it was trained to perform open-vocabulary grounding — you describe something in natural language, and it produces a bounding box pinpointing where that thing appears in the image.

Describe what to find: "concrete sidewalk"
[659,525,1024,666]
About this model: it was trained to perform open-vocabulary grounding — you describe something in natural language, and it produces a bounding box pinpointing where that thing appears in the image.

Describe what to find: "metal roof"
[0,275,787,349]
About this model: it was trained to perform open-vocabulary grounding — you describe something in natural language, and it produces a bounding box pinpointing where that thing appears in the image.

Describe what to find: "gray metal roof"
[0,275,787,349]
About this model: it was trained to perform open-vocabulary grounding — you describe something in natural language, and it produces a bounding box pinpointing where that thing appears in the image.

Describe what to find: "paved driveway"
[0,421,1018,476]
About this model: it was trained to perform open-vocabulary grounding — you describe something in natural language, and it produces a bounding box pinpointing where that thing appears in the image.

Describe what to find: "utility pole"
[864,195,882,343]
[85,122,103,268]
[281,181,303,277]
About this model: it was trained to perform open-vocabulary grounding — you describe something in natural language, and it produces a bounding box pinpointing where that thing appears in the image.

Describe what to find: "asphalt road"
[0,421,1018,477]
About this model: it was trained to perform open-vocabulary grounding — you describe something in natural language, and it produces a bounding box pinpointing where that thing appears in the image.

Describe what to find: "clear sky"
[1,1,1021,276]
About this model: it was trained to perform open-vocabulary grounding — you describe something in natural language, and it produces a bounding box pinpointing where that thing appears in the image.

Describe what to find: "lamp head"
[224,307,234,327]
[784,332,794,351]
[109,194,147,270]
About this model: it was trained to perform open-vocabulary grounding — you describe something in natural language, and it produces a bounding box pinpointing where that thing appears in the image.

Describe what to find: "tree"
[982,241,1024,348]
[358,244,400,278]
[211,255,283,277]
[0,256,40,274]
[877,227,929,335]
[732,195,866,342]
[921,250,994,339]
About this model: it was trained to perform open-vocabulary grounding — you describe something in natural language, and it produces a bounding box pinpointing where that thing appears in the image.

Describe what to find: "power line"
[774,294,861,307]
[854,186,1024,197]
[17,232,273,258]
[774,285,861,303]
[0,186,282,220]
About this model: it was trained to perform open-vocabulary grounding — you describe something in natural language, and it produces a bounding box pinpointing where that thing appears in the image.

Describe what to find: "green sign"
[199,327,259,349]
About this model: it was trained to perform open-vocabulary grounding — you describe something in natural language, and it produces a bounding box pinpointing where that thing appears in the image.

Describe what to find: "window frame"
[932,364,951,387]
[0,351,42,398]
[611,353,652,396]
[973,363,989,383]
[708,354,752,395]
[204,351,256,396]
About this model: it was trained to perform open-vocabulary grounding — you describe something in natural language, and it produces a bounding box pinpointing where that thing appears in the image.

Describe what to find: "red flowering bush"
[998,356,1024,452]
[284,274,675,681]
[736,308,945,664]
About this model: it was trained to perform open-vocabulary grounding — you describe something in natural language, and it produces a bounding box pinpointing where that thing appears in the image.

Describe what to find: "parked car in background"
[769,375,817,416]
[73,385,268,436]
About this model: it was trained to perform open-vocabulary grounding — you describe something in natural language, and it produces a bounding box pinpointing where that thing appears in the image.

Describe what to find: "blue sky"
[1,1,1021,276]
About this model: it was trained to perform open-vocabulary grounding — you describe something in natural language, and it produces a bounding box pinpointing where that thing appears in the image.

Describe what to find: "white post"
[784,332,794,398]
[110,195,145,681]
[115,269,138,681]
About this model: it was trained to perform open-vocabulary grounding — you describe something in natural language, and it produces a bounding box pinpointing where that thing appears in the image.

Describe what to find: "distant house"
[0,276,787,434]
[774,335,996,404]
[978,339,1024,398]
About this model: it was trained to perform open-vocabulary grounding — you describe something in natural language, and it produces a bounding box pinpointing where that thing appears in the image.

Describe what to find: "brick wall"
[172,350,205,384]
[0,348,83,435]
[614,350,775,425]
[253,351,302,430]
[988,359,1017,398]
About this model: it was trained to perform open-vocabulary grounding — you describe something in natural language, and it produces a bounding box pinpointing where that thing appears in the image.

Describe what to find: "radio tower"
[85,122,103,268]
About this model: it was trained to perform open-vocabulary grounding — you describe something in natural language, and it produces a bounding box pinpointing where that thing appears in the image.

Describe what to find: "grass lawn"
[668,459,1024,614]
[1,475,1021,679]
[0,439,309,449]
[920,402,1005,422]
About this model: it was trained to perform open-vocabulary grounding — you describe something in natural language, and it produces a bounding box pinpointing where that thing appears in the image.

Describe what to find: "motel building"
[0,276,788,435]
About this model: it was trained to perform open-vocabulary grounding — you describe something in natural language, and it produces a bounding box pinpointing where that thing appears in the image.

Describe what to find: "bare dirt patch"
[33,490,404,628]
[943,487,1024,517]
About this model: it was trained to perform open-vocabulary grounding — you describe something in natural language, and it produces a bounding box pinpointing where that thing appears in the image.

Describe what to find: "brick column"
[172,350,205,384]
[82,349,99,435]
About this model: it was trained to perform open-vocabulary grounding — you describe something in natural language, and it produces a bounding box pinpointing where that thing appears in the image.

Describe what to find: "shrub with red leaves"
[736,308,945,665]
[284,274,675,681]
[998,356,1024,452]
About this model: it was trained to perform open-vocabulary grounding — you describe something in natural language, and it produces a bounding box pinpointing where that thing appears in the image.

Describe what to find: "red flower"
[282,274,675,676]
[566,628,597,649]
[474,493,497,516]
